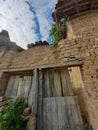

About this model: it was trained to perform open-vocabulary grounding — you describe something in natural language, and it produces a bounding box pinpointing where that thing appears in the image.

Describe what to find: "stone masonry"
[0,12,97,130]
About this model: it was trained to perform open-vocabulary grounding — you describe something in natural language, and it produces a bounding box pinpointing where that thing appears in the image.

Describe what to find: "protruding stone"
[23,107,31,116]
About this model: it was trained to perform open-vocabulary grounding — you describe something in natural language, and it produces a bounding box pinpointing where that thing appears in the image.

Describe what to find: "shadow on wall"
[68,66,93,129]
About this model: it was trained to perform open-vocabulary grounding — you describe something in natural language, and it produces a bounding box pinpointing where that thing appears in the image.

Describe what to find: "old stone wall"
[58,34,98,129]
[65,12,98,130]
[0,11,97,130]
[67,12,98,39]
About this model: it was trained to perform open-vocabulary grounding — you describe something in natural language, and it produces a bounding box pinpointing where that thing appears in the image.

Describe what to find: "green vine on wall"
[49,19,67,45]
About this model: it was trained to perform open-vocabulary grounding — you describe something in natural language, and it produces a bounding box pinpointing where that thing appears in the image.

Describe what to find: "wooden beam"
[53,12,59,23]
[91,1,94,9]
[56,0,82,11]
[75,2,80,14]
[0,60,83,73]
[69,9,98,19]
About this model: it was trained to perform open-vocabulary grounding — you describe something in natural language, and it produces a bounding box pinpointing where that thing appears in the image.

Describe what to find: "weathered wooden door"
[40,68,83,130]
[5,69,39,114]
[43,97,82,130]
[5,75,32,99]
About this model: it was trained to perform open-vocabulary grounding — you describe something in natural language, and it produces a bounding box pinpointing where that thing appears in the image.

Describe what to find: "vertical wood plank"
[43,97,82,130]
[60,69,68,96]
[28,68,38,114]
[43,98,48,130]
[37,70,43,130]
[43,70,48,97]
[66,97,76,130]
[5,76,14,97]
[43,69,54,97]
[51,98,59,130]
[17,76,32,99]
[45,70,51,97]
[60,68,73,96]
[5,76,17,97]
[12,75,19,96]
[22,76,32,99]
[53,69,62,96]
[62,98,70,130]
[48,69,54,97]
[17,76,24,96]
[65,69,73,96]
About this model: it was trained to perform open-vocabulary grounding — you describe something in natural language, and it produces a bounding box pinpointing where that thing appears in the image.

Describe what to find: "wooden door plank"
[5,76,14,97]
[65,69,73,96]
[57,98,70,130]
[43,97,82,130]
[17,76,23,97]
[51,98,59,130]
[43,69,55,97]
[5,76,16,97]
[37,70,43,130]
[53,69,62,96]
[43,70,48,97]
[45,70,51,97]
[17,76,32,99]
[48,69,54,97]
[28,69,38,114]
[57,98,64,130]
[43,99,47,130]
[23,76,32,99]
[12,75,20,97]
[60,69,68,96]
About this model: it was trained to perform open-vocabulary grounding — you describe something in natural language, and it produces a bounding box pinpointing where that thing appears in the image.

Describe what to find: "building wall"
[0,11,98,130]
[60,12,98,130]
[67,12,98,39]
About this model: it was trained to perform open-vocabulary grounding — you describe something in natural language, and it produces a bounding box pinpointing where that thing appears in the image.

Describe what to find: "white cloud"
[0,0,57,48]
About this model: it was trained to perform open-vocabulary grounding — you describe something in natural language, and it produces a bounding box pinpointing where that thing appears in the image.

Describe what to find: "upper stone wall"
[67,12,98,39]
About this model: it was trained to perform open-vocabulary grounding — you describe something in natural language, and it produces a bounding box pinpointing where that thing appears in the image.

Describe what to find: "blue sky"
[0,0,57,48]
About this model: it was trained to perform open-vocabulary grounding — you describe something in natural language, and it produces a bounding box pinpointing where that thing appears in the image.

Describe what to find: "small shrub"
[0,97,28,130]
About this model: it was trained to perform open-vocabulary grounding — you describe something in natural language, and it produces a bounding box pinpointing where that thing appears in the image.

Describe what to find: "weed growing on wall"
[49,19,66,45]
[0,97,28,130]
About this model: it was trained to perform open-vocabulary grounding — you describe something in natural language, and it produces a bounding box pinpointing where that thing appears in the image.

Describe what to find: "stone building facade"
[0,5,98,130]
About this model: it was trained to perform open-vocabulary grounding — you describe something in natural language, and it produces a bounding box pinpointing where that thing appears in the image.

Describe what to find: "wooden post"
[37,70,43,130]
[54,12,59,23]
[28,68,38,114]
